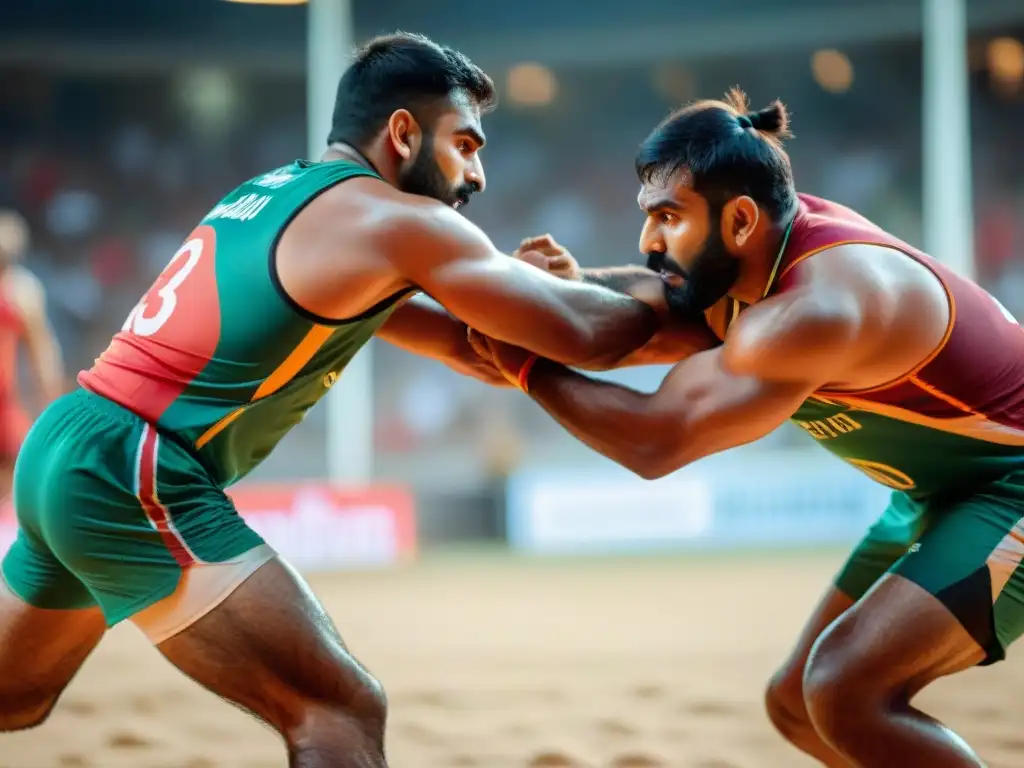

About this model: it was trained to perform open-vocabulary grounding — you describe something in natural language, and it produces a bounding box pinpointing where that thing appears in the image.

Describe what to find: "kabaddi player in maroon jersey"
[477,90,1024,767]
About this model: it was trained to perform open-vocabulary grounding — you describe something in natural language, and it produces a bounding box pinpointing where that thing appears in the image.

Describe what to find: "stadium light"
[811,49,854,94]
[987,37,1024,86]
[507,63,558,107]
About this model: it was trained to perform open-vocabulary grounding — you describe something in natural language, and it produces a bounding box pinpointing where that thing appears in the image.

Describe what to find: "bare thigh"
[157,556,386,740]
[771,585,855,694]
[802,575,987,767]
[764,582,855,761]
[769,500,920,704]
[0,577,106,730]
[807,575,984,698]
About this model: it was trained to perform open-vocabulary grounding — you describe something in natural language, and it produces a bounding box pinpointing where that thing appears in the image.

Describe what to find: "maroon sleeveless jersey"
[711,193,1024,497]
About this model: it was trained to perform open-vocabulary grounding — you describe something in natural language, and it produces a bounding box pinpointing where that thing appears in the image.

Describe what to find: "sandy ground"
[2,549,1024,768]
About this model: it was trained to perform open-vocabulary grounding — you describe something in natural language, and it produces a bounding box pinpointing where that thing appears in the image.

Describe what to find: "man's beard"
[646,214,740,316]
[398,136,477,210]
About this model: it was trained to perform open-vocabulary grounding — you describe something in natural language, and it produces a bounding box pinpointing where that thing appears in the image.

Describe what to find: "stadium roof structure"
[1,0,1022,74]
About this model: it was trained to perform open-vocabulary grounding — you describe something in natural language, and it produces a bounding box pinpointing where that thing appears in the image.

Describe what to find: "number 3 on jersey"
[123,226,219,338]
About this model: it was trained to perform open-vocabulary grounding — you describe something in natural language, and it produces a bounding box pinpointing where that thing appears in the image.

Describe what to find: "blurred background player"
[479,90,1024,767]
[0,210,64,507]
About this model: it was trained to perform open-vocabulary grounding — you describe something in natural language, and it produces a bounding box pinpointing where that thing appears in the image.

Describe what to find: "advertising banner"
[0,484,417,572]
[506,451,890,555]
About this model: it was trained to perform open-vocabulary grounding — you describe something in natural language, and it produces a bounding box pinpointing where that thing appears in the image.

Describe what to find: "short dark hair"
[635,88,797,220]
[328,32,497,147]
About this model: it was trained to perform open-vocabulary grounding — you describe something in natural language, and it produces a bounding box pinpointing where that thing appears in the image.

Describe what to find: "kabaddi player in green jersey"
[478,91,1024,767]
[0,33,660,767]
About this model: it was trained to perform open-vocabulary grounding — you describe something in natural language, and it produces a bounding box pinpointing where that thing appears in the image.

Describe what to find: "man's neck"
[323,142,397,186]
[729,208,798,305]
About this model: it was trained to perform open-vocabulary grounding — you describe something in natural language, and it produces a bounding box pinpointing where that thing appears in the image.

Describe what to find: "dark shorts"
[835,472,1024,664]
[1,389,264,626]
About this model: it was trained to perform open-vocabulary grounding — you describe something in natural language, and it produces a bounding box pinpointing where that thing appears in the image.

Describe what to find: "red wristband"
[517,355,539,393]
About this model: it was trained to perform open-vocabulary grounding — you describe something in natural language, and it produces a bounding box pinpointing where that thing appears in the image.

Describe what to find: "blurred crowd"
[2,33,1024,483]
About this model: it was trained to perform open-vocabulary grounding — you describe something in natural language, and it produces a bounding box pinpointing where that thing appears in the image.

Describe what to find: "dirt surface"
[3,550,1022,767]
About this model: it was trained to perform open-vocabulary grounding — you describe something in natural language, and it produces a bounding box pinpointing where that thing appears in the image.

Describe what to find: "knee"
[764,668,814,742]
[0,692,58,733]
[348,673,388,733]
[802,628,883,748]
[287,673,388,751]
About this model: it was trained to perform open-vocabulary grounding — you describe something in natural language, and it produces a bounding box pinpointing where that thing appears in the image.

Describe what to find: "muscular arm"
[583,313,721,369]
[10,268,64,407]
[381,204,659,368]
[579,265,719,368]
[500,243,949,476]
[581,265,664,294]
[521,288,865,479]
[377,294,510,386]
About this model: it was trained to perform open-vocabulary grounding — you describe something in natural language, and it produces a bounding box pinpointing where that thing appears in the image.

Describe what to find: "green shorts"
[836,472,1024,664]
[1,389,264,627]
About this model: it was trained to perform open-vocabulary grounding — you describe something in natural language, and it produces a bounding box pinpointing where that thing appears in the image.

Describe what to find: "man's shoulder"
[785,241,913,289]
[307,175,453,231]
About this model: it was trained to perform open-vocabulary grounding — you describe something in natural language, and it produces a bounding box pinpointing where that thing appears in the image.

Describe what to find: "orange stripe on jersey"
[827,393,1024,447]
[987,519,1024,602]
[195,324,337,449]
[909,375,982,416]
[253,324,336,400]
[808,394,843,406]
[195,407,246,450]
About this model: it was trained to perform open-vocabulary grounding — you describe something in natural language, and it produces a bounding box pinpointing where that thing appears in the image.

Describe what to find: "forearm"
[378,295,459,357]
[526,359,664,476]
[474,266,659,366]
[556,288,659,368]
[387,209,658,367]
[379,296,510,386]
[527,347,815,479]
[581,266,658,295]
[577,315,721,370]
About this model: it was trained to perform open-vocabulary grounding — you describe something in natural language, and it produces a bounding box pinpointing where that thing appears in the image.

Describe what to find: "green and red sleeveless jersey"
[706,193,1024,499]
[80,159,412,488]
